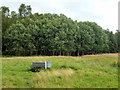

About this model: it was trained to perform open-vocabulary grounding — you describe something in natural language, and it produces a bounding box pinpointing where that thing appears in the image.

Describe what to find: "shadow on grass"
[28,67,52,72]
[60,65,79,70]
[9,66,52,72]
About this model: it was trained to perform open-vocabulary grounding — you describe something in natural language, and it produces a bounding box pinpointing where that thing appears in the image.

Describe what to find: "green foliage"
[105,29,118,53]
[3,22,36,56]
[18,3,32,19]
[111,61,119,67]
[1,3,119,56]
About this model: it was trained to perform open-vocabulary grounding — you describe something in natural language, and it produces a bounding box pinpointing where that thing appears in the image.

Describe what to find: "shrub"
[111,61,119,67]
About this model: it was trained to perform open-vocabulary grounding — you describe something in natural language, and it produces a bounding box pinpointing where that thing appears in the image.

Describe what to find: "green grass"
[2,53,118,88]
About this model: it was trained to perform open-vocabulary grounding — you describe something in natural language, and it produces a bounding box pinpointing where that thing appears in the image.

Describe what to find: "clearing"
[2,53,118,88]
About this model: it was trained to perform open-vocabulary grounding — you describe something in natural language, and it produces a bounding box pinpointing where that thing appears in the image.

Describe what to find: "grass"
[2,53,118,88]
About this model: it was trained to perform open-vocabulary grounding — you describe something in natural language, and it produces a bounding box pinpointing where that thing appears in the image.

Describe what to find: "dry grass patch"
[36,68,74,77]
[30,68,74,88]
[2,53,118,60]
[84,53,118,57]
[2,56,51,60]
[32,68,74,82]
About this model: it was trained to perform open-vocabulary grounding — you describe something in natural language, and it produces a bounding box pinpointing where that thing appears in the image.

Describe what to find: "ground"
[2,53,118,88]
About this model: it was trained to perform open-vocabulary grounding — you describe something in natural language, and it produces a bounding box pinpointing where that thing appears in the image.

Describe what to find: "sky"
[0,0,119,33]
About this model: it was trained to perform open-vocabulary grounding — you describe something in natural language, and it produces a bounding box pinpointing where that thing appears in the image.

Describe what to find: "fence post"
[45,61,47,69]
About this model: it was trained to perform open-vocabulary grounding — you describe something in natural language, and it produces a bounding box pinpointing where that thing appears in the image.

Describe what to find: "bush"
[111,61,119,67]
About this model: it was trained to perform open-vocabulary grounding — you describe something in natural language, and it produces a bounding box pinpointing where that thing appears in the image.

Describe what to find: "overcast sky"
[0,0,119,33]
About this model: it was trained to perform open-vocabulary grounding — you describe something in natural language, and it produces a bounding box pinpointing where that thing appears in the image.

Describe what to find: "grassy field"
[2,53,118,88]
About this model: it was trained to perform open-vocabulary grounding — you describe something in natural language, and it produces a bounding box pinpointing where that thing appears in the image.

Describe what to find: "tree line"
[1,4,120,56]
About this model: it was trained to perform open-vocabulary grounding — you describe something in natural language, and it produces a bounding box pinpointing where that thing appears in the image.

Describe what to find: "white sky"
[0,0,119,33]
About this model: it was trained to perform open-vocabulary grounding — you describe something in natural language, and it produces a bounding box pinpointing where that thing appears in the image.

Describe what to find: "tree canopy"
[1,4,119,56]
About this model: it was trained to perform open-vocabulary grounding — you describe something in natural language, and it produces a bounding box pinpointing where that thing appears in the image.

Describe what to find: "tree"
[76,22,95,55]
[115,30,120,52]
[11,11,18,18]
[84,22,109,53]
[2,4,119,56]
[0,6,10,17]
[104,29,118,53]
[3,22,35,56]
[1,6,11,33]
[18,4,32,19]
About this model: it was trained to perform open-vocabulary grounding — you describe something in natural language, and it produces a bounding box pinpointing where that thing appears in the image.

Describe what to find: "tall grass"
[2,53,118,88]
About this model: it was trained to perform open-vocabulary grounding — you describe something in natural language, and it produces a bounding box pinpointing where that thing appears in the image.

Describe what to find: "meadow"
[2,53,118,88]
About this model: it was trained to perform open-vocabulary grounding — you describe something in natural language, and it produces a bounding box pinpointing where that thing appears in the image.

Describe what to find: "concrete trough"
[32,61,51,69]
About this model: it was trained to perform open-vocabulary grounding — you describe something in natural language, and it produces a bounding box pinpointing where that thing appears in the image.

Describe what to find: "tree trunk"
[53,51,54,56]
[67,52,69,56]
[82,51,84,55]
[63,52,64,56]
[77,50,79,56]
[30,51,32,55]
[60,51,61,56]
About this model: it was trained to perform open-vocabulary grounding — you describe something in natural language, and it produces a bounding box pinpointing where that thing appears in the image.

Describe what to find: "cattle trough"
[32,61,51,69]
